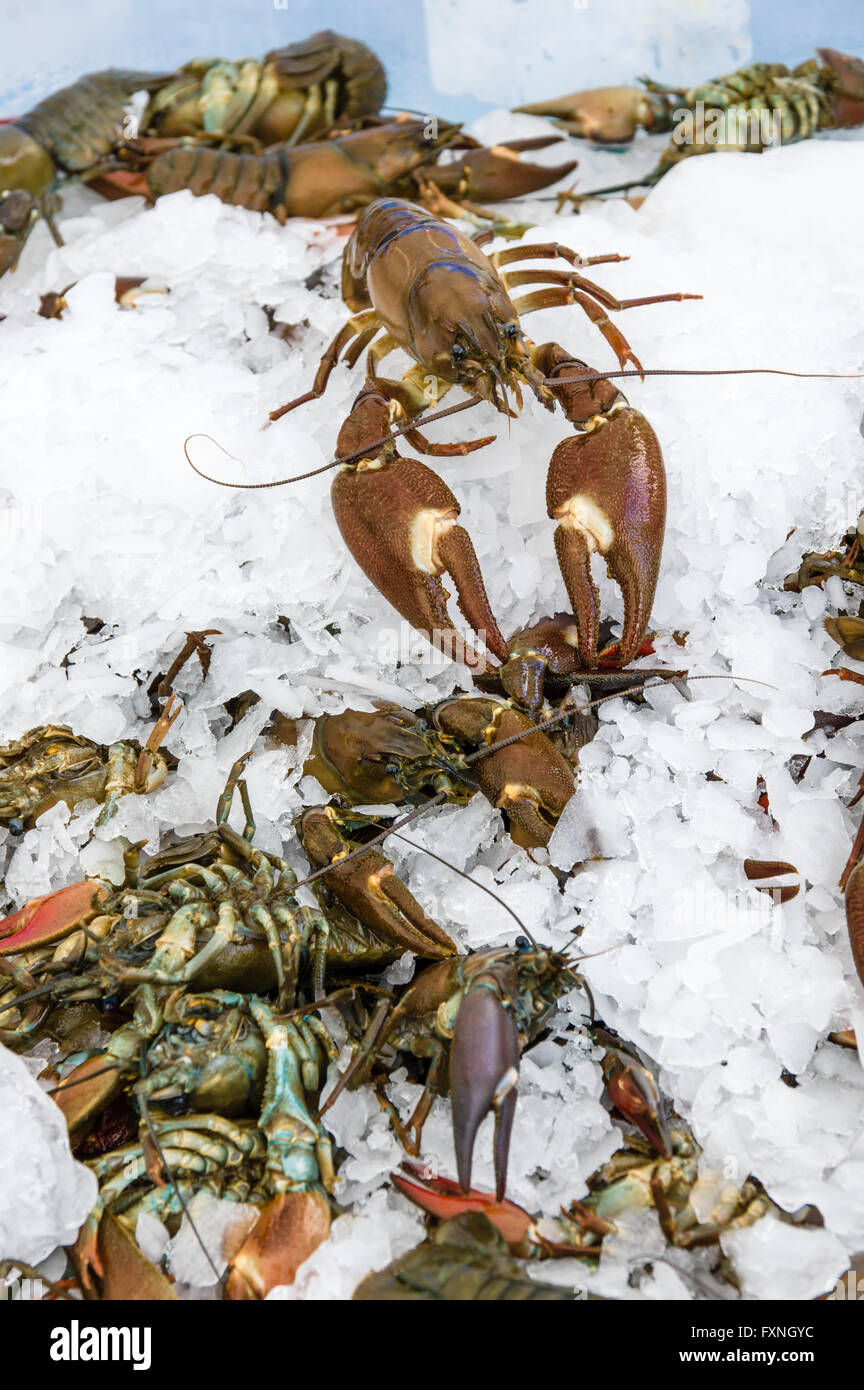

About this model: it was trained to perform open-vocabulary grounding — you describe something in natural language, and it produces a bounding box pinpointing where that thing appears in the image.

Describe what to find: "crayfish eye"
[503,322,518,340]
[450,343,467,364]
[515,935,531,951]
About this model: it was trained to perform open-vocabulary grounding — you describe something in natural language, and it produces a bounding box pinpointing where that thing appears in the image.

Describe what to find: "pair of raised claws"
[331,343,666,677]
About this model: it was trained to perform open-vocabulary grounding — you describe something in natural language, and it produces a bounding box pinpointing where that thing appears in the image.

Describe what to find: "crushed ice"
[0,119,863,1299]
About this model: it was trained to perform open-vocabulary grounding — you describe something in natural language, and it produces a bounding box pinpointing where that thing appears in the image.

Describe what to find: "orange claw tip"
[596,636,656,668]
[0,879,108,954]
[224,1190,331,1300]
[391,1165,533,1249]
[602,1055,671,1157]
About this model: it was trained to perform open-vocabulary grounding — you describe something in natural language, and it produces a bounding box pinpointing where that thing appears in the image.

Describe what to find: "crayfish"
[304,692,579,849]
[321,939,588,1202]
[268,196,695,688]
[139,31,386,148]
[99,31,573,228]
[0,697,179,832]
[0,68,173,273]
[514,48,864,206]
[135,119,576,229]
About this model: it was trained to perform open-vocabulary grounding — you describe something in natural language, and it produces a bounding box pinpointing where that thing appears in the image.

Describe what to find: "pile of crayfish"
[0,648,797,1300]
[0,27,580,279]
[4,21,861,1306]
[0,752,772,1300]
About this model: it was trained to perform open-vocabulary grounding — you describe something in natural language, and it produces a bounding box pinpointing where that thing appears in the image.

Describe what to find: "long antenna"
[48,1061,121,1095]
[544,365,864,385]
[185,364,863,491]
[392,831,538,947]
[183,394,485,489]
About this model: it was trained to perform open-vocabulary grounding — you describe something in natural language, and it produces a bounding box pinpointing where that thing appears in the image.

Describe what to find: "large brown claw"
[300,806,457,959]
[225,1190,331,1299]
[433,695,575,846]
[547,410,666,667]
[451,980,520,1201]
[536,344,666,669]
[513,87,669,143]
[416,147,577,202]
[332,388,507,669]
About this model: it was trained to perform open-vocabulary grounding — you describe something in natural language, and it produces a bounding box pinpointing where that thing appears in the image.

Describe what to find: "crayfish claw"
[71,1210,176,1301]
[391,1162,534,1250]
[331,388,508,668]
[450,980,520,1201]
[224,1190,331,1299]
[538,342,666,669]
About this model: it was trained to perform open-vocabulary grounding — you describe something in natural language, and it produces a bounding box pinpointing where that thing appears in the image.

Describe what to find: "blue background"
[2,0,862,123]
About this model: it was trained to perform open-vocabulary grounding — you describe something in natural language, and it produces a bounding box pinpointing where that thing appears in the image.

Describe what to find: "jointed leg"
[270,309,380,420]
[502,266,698,313]
[216,755,254,832]
[376,1036,447,1155]
[490,242,628,271]
[513,285,646,371]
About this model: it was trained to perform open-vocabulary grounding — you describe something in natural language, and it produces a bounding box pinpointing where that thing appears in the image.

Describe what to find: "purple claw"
[450,982,521,1201]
